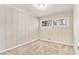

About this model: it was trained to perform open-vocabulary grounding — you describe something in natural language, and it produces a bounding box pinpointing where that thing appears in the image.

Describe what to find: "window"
[42,20,52,27]
[40,16,69,27]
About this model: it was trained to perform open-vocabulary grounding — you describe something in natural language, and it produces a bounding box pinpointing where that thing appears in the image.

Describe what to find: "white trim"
[73,45,78,55]
[40,39,73,46]
[0,39,39,53]
[41,39,75,54]
[0,38,74,53]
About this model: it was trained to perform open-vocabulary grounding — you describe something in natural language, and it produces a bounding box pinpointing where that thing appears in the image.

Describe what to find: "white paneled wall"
[40,12,73,45]
[0,5,39,51]
[73,5,79,54]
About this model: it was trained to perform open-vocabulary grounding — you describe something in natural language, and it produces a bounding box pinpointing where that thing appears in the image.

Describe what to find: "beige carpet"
[0,40,75,55]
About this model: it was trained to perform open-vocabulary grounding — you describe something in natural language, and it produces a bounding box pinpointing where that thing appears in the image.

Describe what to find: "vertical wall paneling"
[0,5,39,51]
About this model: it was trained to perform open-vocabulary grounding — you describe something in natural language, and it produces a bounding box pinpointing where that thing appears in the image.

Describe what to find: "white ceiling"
[9,4,73,17]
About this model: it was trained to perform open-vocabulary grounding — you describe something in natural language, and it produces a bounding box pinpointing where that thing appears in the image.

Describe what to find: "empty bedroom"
[0,4,79,55]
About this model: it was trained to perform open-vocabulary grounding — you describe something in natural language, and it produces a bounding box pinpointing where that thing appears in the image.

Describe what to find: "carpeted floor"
[0,40,75,55]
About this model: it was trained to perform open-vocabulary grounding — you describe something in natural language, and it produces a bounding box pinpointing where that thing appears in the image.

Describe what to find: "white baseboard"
[0,38,74,54]
[41,39,76,54]
[40,39,73,46]
[73,45,78,55]
[0,39,39,53]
